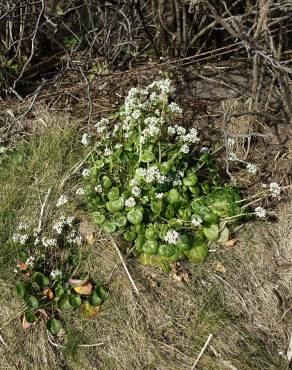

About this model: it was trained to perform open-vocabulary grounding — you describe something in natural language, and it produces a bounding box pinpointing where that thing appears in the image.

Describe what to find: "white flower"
[115,143,123,149]
[200,147,209,153]
[53,221,64,234]
[227,137,235,147]
[104,148,112,156]
[255,207,266,218]
[246,163,257,175]
[164,230,180,244]
[66,216,74,225]
[182,128,199,144]
[131,186,141,197]
[82,168,90,177]
[50,269,62,279]
[168,126,176,135]
[33,227,41,237]
[191,216,203,227]
[12,233,29,245]
[42,237,57,247]
[125,197,136,208]
[150,92,157,101]
[76,188,85,195]
[178,170,184,177]
[95,185,103,194]
[176,125,186,136]
[156,193,164,199]
[130,178,139,187]
[168,102,182,114]
[132,110,141,120]
[180,144,190,154]
[173,179,182,186]
[269,182,281,198]
[56,195,68,207]
[81,133,90,146]
[25,256,35,267]
[228,152,237,161]
[18,222,28,231]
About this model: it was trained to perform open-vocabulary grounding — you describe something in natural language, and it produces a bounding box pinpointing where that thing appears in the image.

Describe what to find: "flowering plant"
[81,79,247,271]
[13,218,108,334]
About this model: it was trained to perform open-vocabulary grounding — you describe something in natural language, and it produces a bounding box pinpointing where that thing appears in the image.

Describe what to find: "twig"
[0,333,8,348]
[109,235,139,295]
[191,333,213,369]
[38,188,52,232]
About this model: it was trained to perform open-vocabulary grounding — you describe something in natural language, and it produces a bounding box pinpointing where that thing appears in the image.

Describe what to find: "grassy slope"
[0,123,290,370]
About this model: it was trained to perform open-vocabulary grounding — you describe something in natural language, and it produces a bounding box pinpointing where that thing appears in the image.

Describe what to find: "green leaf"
[102,176,112,189]
[167,189,180,204]
[58,295,74,312]
[92,211,106,225]
[140,151,155,163]
[151,200,162,215]
[89,291,102,306]
[68,294,82,308]
[113,213,127,227]
[127,209,143,225]
[26,296,39,309]
[16,282,26,298]
[95,286,109,301]
[102,221,117,234]
[32,272,49,288]
[184,243,208,262]
[203,224,219,240]
[46,319,62,335]
[177,235,192,251]
[108,187,120,201]
[54,284,64,298]
[142,239,159,254]
[217,226,230,243]
[94,159,104,169]
[25,310,37,323]
[158,244,175,257]
[123,230,136,242]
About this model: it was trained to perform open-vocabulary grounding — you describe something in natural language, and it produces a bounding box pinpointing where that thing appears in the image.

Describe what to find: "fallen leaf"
[44,288,54,300]
[22,316,31,330]
[18,263,28,271]
[224,239,237,248]
[81,302,100,318]
[213,261,227,273]
[36,308,48,319]
[85,232,95,246]
[68,278,88,287]
[74,282,93,295]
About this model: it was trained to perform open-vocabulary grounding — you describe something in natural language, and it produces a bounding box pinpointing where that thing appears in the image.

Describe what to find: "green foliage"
[83,79,243,268]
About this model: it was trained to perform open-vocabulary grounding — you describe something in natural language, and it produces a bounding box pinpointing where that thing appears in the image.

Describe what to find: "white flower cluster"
[76,188,85,195]
[81,133,90,146]
[191,216,203,227]
[95,185,103,194]
[82,168,90,177]
[141,117,161,142]
[12,233,29,245]
[56,194,68,208]
[180,144,190,154]
[147,79,174,95]
[269,182,280,197]
[228,152,237,161]
[50,269,62,279]
[41,237,57,247]
[104,148,112,156]
[246,163,257,175]
[168,102,182,114]
[156,193,164,199]
[95,118,109,133]
[25,256,35,267]
[125,197,136,208]
[18,222,28,231]
[136,166,167,184]
[66,230,82,245]
[164,230,180,245]
[255,207,266,218]
[227,137,235,147]
[53,216,74,235]
[131,186,141,197]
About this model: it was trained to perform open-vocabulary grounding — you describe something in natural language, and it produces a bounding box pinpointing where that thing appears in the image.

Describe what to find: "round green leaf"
[127,209,143,225]
[123,230,136,242]
[113,213,127,227]
[58,295,74,312]
[108,187,119,201]
[167,189,180,204]
[46,318,62,335]
[102,221,117,234]
[69,294,82,308]
[16,282,26,298]
[26,296,39,309]
[89,291,102,306]
[158,244,175,257]
[25,310,37,323]
[92,211,106,225]
[143,239,159,255]
[203,224,219,240]
[140,151,155,163]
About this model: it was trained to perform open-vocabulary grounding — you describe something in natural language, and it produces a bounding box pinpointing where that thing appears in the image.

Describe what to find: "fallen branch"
[191,333,213,369]
[109,235,139,295]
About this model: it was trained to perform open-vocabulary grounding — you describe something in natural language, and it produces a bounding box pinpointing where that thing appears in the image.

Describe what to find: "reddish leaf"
[81,302,100,319]
[74,282,93,295]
